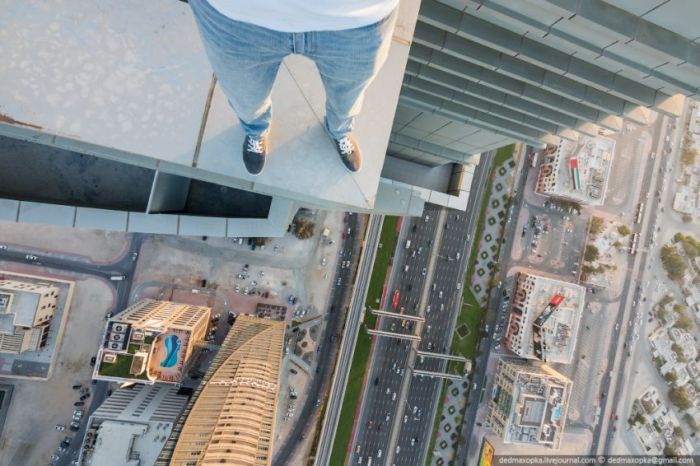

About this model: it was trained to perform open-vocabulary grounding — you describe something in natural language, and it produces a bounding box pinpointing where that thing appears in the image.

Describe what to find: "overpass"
[415,350,466,362]
[366,329,422,342]
[370,309,425,322]
[411,369,464,381]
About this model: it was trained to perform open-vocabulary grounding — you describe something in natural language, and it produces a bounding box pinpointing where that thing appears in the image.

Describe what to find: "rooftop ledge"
[0,0,420,212]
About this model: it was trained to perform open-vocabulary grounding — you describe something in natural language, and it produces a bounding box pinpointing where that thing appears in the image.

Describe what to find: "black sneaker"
[333,134,362,173]
[242,134,266,175]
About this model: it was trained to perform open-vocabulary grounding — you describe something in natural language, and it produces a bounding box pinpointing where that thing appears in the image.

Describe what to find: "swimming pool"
[161,334,181,368]
[551,405,561,421]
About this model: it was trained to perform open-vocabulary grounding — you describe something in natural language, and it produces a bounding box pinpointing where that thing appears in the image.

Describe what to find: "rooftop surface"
[83,384,186,466]
[491,360,572,450]
[536,135,616,206]
[0,0,420,212]
[505,273,585,364]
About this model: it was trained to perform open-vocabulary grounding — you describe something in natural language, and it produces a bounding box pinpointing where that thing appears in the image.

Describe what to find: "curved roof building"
[162,315,285,466]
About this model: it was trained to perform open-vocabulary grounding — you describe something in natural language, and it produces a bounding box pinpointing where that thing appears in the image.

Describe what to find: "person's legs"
[307,9,397,141]
[189,0,290,138]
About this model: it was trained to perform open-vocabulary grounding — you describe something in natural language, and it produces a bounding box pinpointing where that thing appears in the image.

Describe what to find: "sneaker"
[242,134,267,175]
[333,134,362,173]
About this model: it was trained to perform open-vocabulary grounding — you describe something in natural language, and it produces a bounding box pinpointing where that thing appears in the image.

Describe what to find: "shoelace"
[338,136,354,155]
[246,137,264,154]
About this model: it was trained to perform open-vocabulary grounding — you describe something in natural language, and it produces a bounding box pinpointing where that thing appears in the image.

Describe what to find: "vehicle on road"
[55,424,65,431]
[25,254,38,261]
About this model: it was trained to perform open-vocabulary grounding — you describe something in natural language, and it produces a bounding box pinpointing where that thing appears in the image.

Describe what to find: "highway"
[273,212,363,465]
[394,156,493,466]
[350,203,441,465]
[313,214,384,466]
[350,153,494,466]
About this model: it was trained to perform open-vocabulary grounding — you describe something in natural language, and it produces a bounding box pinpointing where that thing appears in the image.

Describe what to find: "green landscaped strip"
[364,215,398,329]
[329,216,399,465]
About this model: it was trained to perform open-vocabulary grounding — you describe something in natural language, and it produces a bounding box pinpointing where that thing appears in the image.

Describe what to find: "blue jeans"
[190,0,396,139]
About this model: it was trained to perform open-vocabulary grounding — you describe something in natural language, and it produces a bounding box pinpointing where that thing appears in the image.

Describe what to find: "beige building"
[487,358,572,450]
[94,299,211,384]
[0,277,59,353]
[157,315,285,466]
[504,272,585,364]
[535,135,615,206]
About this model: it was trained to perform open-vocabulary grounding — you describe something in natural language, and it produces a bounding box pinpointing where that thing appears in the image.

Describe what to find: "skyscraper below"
[157,315,285,466]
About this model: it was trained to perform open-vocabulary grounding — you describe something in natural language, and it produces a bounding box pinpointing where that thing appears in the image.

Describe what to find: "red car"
[392,290,400,309]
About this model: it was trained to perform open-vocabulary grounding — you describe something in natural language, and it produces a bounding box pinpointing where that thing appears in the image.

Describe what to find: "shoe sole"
[244,163,265,176]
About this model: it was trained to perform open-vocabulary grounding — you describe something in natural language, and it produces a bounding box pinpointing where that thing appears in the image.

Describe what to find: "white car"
[377,450,382,459]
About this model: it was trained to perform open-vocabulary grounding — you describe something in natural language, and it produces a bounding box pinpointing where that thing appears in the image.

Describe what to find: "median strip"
[328,215,399,465]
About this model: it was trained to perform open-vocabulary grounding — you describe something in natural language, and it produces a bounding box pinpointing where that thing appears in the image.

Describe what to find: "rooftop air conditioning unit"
[113,324,126,333]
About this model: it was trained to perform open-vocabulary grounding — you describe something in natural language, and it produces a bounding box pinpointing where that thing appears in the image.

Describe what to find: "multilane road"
[351,153,494,466]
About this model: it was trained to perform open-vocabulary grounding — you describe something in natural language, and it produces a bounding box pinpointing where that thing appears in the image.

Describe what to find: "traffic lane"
[352,212,441,461]
[398,214,473,451]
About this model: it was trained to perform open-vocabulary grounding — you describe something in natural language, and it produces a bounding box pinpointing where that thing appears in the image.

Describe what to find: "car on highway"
[377,449,382,459]
[392,392,397,401]
[55,424,65,431]
[25,254,38,261]
[403,415,408,424]
[411,437,416,446]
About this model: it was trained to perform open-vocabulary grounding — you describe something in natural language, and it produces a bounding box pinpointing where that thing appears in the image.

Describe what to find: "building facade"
[487,358,573,450]
[93,299,211,384]
[157,315,285,466]
[0,277,59,353]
